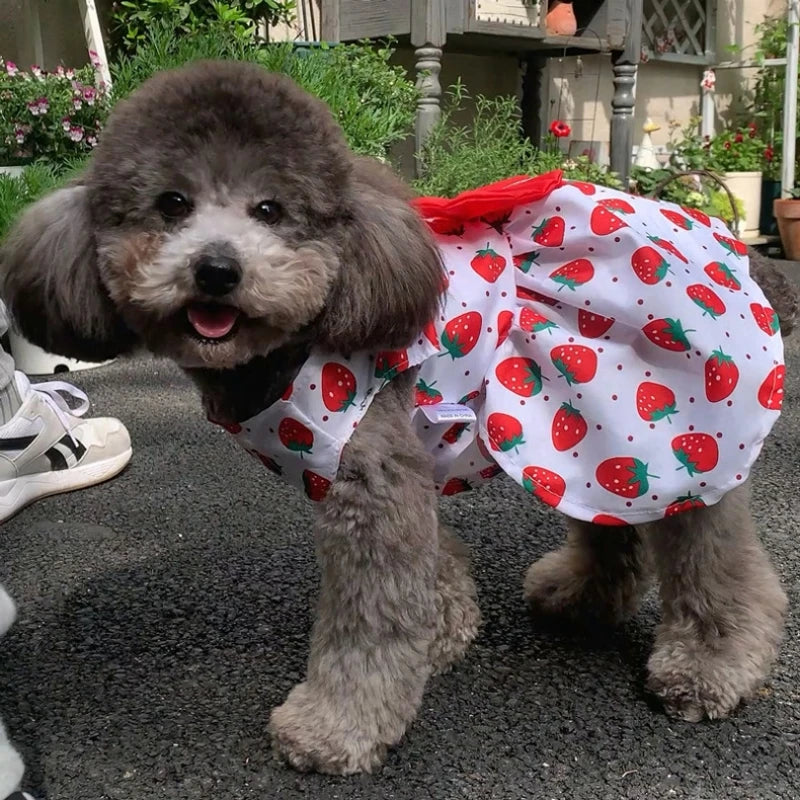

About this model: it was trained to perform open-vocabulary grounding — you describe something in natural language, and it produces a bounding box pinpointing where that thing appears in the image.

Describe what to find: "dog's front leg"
[269,375,438,775]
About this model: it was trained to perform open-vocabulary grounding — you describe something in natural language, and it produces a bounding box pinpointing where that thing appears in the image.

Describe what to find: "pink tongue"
[187,305,239,339]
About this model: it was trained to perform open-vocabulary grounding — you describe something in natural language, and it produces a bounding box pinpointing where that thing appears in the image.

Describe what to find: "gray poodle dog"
[0,60,794,775]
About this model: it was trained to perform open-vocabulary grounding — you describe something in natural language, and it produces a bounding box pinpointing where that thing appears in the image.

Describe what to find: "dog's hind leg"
[429,524,481,675]
[524,519,652,625]
[269,373,439,775]
[644,483,787,721]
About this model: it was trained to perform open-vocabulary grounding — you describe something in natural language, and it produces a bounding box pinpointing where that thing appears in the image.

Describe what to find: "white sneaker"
[0,372,132,523]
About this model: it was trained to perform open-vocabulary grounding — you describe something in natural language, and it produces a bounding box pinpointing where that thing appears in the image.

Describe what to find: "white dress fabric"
[212,171,785,524]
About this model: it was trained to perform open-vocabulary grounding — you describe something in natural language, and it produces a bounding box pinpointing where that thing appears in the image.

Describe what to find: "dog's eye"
[156,191,192,220]
[251,200,283,225]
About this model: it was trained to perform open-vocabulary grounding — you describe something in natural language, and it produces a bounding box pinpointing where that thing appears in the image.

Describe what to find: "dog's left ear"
[0,183,138,361]
[318,157,444,351]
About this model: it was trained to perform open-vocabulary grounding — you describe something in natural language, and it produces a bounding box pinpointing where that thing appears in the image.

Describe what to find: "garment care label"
[418,403,477,424]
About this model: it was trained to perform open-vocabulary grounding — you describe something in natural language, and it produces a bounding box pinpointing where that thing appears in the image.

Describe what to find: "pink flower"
[5,61,18,77]
[82,86,97,106]
[68,125,84,143]
[13,126,26,144]
[72,97,83,111]
[89,50,102,68]
[30,65,42,78]
[26,97,48,116]
[87,135,98,148]
[61,116,72,132]
[65,68,75,79]
[55,65,66,77]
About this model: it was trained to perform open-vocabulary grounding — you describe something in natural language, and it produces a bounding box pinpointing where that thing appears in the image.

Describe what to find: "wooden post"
[781,0,799,197]
[77,0,112,87]
[320,0,340,42]
[521,54,547,148]
[411,0,446,175]
[18,0,45,67]
[609,0,643,184]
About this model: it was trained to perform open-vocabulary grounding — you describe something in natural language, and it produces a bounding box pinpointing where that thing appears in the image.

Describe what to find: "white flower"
[30,65,42,78]
[89,50,102,68]
[65,68,75,79]
[72,98,83,111]
[61,116,71,132]
[5,61,18,77]
[68,125,84,143]
[55,65,65,77]
[87,135,98,148]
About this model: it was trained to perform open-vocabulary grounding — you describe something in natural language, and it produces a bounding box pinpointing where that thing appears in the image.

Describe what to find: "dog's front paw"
[647,640,770,722]
[269,682,387,775]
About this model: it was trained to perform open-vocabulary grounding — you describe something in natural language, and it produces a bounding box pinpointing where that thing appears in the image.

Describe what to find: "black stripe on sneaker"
[45,446,69,471]
[0,435,36,451]
[58,434,86,462]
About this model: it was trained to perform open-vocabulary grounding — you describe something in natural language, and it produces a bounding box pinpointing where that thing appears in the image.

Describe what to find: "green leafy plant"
[413,82,621,197]
[668,116,769,174]
[0,57,110,165]
[109,0,296,53]
[112,28,417,159]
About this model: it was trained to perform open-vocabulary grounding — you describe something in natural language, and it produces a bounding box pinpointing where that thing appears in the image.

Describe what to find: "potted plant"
[774,187,800,260]
[0,55,110,174]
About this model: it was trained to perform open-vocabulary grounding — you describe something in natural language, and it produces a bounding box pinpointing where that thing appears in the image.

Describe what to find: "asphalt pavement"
[1,267,799,800]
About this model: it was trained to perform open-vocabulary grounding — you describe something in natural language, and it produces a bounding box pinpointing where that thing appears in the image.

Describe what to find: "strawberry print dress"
[213,170,786,524]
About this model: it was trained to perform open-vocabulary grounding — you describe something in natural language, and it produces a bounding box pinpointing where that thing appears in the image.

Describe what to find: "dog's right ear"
[0,183,137,361]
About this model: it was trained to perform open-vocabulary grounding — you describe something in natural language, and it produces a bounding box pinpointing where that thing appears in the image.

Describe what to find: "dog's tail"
[748,246,799,337]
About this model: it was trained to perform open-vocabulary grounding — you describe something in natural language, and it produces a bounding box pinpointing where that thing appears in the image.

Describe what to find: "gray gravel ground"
[1,265,799,800]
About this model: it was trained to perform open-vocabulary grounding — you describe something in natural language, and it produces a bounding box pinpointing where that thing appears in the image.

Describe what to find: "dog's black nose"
[194,256,242,297]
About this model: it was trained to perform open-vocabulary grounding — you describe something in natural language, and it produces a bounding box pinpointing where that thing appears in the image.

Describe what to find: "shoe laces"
[31,379,90,447]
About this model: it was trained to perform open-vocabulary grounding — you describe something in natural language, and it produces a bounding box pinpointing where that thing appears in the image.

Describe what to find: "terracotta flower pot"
[546,0,578,36]
[774,197,800,260]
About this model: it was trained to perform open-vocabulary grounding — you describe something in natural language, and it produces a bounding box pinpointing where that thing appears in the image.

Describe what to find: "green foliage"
[109,0,296,54]
[0,159,85,241]
[0,60,110,165]
[111,28,416,159]
[412,83,621,198]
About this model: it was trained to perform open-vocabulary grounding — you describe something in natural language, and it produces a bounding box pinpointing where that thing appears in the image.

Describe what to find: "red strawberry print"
[551,400,587,451]
[487,413,525,453]
[459,390,481,404]
[422,320,440,349]
[687,284,726,319]
[592,514,629,526]
[664,493,706,517]
[497,309,514,347]
[750,302,780,336]
[256,453,283,476]
[671,433,719,476]
[532,216,565,247]
[590,205,628,235]
[513,250,539,273]
[471,243,507,283]
[495,357,544,397]
[647,235,688,264]
[660,209,694,230]
[567,180,597,195]
[704,261,741,291]
[415,379,443,405]
[481,210,512,235]
[522,465,566,508]
[631,245,670,285]
[705,348,739,402]
[442,422,470,444]
[375,349,409,381]
[521,307,559,334]
[549,258,594,291]
[758,365,785,410]
[278,417,314,456]
[477,436,493,462]
[440,312,482,359]
[598,197,635,214]
[596,457,658,498]
[321,362,357,412]
[577,310,614,338]
[643,318,693,351]
[303,469,331,501]
[516,286,559,306]
[682,206,711,227]
[281,383,293,402]
[550,344,598,385]
[713,232,747,258]
[636,381,678,422]
[442,477,472,496]
[480,463,503,480]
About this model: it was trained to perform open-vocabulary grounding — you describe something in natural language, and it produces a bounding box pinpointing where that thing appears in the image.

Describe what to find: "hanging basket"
[647,168,741,236]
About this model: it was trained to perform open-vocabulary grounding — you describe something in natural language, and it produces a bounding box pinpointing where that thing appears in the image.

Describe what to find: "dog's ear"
[318,157,444,351]
[0,183,137,361]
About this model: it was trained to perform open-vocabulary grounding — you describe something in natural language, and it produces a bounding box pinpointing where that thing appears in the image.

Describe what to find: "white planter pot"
[722,171,763,239]
[0,166,25,178]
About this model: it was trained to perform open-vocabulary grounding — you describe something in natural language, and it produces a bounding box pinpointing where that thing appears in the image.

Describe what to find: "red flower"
[734,132,744,143]
[748,121,757,138]
[764,146,774,162]
[723,141,732,150]
[549,120,572,138]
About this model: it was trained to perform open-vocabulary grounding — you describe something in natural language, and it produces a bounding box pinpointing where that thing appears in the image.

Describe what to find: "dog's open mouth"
[186,303,241,342]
